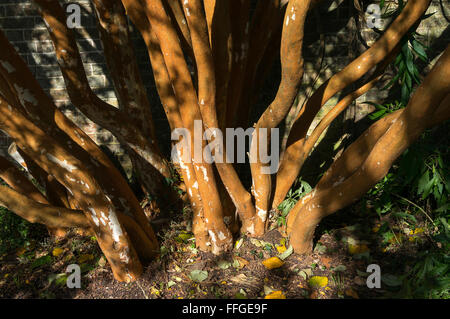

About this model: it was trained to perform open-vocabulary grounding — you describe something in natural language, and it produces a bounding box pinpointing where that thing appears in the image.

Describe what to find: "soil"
[0,200,432,299]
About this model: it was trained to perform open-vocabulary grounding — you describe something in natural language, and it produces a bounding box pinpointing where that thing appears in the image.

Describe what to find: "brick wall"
[0,0,448,173]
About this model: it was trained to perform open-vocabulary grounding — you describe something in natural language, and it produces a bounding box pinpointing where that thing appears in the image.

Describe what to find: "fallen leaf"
[264,291,286,299]
[314,243,327,254]
[262,257,284,269]
[188,270,208,282]
[78,254,94,263]
[250,238,264,247]
[409,228,424,235]
[235,238,244,250]
[309,291,319,299]
[308,276,328,288]
[331,265,347,272]
[217,260,232,270]
[320,256,332,268]
[300,268,313,277]
[233,256,249,269]
[150,286,160,296]
[278,245,293,260]
[345,288,359,299]
[176,231,193,243]
[275,244,286,254]
[264,285,274,295]
[348,243,369,255]
[52,247,64,257]
[98,256,107,267]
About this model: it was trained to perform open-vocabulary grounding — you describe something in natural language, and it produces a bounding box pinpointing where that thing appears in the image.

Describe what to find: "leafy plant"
[367,0,434,113]
[0,204,45,255]
[277,178,312,226]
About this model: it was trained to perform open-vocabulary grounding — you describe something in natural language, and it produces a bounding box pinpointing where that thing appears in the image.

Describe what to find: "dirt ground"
[0,200,432,299]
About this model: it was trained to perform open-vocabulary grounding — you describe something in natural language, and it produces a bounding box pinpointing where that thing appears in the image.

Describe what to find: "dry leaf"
[78,254,94,263]
[262,257,284,270]
[52,247,64,257]
[264,291,286,299]
[233,256,249,269]
[345,288,359,299]
[320,256,332,268]
[348,243,369,255]
[308,276,328,288]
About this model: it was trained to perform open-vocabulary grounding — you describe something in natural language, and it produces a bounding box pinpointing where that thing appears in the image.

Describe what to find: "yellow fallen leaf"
[345,288,359,299]
[78,254,94,263]
[264,291,286,299]
[308,276,328,288]
[150,286,160,296]
[409,228,424,235]
[276,244,286,254]
[52,247,64,257]
[262,257,284,269]
[348,243,369,255]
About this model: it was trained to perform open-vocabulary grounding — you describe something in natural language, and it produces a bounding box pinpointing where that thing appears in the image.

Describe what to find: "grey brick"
[0,17,35,28]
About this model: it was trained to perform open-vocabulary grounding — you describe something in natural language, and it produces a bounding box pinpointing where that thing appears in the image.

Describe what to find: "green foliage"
[277,178,312,226]
[364,122,449,298]
[0,205,44,255]
[364,100,404,121]
[368,0,434,115]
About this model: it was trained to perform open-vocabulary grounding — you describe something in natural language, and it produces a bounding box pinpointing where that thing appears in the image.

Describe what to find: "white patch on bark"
[218,231,226,241]
[256,206,267,222]
[332,176,345,187]
[119,251,130,263]
[192,181,198,189]
[200,166,209,182]
[107,207,124,244]
[88,207,100,227]
[46,154,77,172]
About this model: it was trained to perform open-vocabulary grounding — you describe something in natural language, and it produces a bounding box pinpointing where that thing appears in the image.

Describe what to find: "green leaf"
[405,71,412,91]
[217,260,232,270]
[331,265,347,272]
[31,255,52,269]
[188,270,208,282]
[412,39,427,62]
[401,83,410,104]
[405,46,415,76]
[369,109,387,120]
